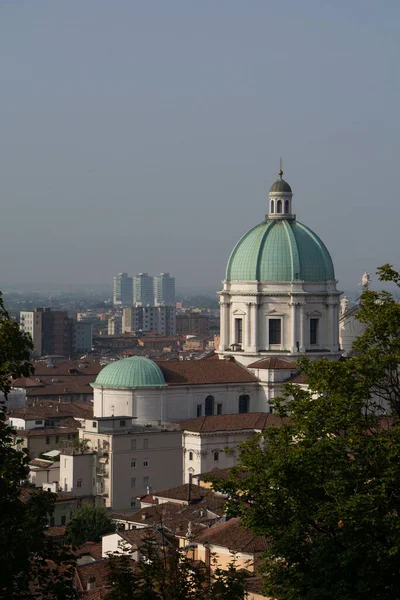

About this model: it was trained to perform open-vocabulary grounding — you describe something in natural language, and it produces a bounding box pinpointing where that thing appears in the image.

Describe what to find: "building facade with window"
[91,355,263,424]
[182,413,283,483]
[217,168,341,367]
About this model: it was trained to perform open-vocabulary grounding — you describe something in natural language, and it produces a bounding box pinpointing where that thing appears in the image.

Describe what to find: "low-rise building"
[181,412,283,483]
[59,417,183,511]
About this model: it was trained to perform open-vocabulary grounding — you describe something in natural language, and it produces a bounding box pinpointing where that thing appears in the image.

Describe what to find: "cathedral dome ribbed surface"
[93,356,166,389]
[226,219,334,282]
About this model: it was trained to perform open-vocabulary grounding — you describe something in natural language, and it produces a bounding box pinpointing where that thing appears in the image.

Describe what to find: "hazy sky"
[1,1,399,291]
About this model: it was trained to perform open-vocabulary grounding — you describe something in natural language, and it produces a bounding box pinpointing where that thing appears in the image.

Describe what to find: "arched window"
[205,395,214,416]
[284,200,289,214]
[277,199,282,213]
[270,200,275,213]
[189,451,193,461]
[213,451,219,462]
[238,394,250,414]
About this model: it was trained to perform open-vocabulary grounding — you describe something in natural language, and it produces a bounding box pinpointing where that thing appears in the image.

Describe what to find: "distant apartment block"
[74,321,93,353]
[20,308,73,357]
[113,272,133,306]
[176,312,210,336]
[133,273,154,306]
[108,315,122,336]
[123,306,176,336]
[154,273,175,306]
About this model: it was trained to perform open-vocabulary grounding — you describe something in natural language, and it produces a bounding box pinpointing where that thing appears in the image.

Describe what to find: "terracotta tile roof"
[247,357,298,369]
[290,372,307,384]
[153,483,209,503]
[44,525,66,538]
[33,360,102,377]
[8,402,93,420]
[181,412,284,433]
[124,501,224,536]
[195,517,268,554]
[74,560,109,592]
[156,360,258,386]
[119,527,166,549]
[75,541,103,561]
[79,588,109,600]
[14,426,79,437]
[29,458,57,469]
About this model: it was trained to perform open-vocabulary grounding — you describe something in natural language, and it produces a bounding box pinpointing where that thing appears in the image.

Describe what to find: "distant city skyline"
[1,1,399,291]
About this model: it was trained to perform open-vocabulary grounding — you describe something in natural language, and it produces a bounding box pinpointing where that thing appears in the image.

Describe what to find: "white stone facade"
[93,382,264,424]
[218,280,341,367]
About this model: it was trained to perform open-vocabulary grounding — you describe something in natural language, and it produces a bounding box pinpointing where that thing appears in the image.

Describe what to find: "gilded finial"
[278,157,283,179]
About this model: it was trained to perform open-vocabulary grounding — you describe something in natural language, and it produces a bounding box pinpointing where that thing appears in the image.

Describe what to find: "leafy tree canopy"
[65,504,115,547]
[211,265,400,600]
[0,293,76,599]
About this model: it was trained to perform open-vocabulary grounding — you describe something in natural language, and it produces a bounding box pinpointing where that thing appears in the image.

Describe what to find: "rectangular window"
[238,395,249,414]
[131,477,136,488]
[35,420,42,425]
[143,476,149,487]
[143,459,149,468]
[120,420,126,427]
[217,404,223,415]
[310,318,319,345]
[235,318,243,344]
[77,479,82,488]
[269,319,282,345]
[143,439,148,450]
[131,439,136,450]
[61,516,66,526]
[213,451,219,462]
[92,422,97,428]
[46,436,50,445]
[131,459,136,468]
[196,405,202,417]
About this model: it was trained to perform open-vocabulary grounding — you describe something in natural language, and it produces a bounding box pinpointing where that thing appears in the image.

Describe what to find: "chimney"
[141,513,147,521]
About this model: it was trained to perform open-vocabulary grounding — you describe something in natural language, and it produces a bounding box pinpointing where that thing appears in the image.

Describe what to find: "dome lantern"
[268,162,294,219]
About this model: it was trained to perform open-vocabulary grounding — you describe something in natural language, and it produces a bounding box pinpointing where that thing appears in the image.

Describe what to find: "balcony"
[96,468,109,477]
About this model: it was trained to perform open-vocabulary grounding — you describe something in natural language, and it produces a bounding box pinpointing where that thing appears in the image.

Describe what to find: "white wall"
[93,383,263,423]
[183,430,256,483]
[60,453,94,496]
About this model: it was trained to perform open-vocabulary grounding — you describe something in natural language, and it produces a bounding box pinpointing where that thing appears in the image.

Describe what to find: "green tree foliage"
[65,505,115,547]
[105,532,248,600]
[0,293,76,599]
[211,266,400,600]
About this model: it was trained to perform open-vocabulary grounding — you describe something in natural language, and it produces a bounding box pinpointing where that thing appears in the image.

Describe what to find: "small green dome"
[269,178,292,193]
[93,356,166,389]
[226,219,334,282]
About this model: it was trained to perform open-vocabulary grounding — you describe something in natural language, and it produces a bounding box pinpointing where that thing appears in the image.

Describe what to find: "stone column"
[219,301,230,351]
[245,303,252,351]
[250,302,258,352]
[290,301,297,353]
[327,301,335,351]
[299,304,306,351]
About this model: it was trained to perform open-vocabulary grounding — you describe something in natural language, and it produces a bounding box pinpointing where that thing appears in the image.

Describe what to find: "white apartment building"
[113,273,133,306]
[108,315,122,336]
[122,305,176,335]
[133,273,154,306]
[59,417,182,510]
[154,273,175,306]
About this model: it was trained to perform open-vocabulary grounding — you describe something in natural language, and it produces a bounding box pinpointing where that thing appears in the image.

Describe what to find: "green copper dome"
[226,219,335,282]
[93,356,166,389]
[269,178,292,193]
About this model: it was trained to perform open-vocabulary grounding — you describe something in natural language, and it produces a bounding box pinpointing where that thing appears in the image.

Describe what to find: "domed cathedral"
[218,166,341,367]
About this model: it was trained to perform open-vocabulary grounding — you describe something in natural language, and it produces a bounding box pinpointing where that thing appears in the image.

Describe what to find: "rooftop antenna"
[279,157,284,179]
